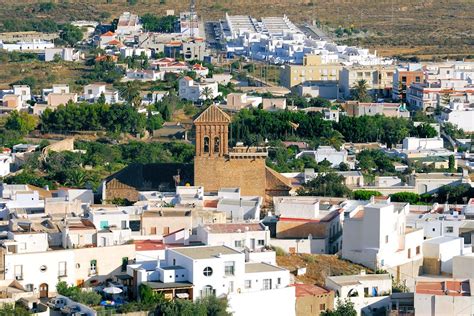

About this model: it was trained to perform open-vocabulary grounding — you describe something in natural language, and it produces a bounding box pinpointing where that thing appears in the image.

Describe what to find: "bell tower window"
[203,137,210,153]
[214,137,220,153]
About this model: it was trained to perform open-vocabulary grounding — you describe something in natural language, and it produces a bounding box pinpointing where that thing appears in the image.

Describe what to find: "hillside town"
[0,2,473,316]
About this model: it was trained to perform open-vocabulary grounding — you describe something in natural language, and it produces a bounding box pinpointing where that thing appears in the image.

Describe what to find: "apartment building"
[280,55,341,88]
[339,65,395,99]
[392,64,424,101]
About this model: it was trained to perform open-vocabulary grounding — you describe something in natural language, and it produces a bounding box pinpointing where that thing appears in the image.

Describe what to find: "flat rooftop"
[245,262,285,273]
[172,245,241,260]
[327,273,391,286]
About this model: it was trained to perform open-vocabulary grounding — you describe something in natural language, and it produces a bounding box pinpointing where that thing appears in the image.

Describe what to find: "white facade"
[452,254,474,279]
[44,48,80,62]
[178,77,219,102]
[129,245,295,316]
[0,40,54,52]
[423,236,471,274]
[439,99,474,132]
[402,137,444,151]
[342,197,424,270]
[296,146,348,167]
[83,84,120,104]
[0,154,12,177]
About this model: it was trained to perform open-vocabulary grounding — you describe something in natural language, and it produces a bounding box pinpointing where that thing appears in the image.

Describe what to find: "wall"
[270,237,327,254]
[295,291,334,316]
[452,254,474,279]
[227,286,296,316]
[194,157,267,198]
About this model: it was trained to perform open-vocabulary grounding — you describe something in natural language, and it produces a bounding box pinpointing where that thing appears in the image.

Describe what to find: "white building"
[296,146,349,168]
[422,236,471,275]
[196,222,271,252]
[402,137,444,151]
[452,253,474,279]
[128,245,295,316]
[44,48,80,62]
[115,12,142,36]
[415,279,474,316]
[325,272,392,316]
[0,154,12,177]
[83,83,120,104]
[178,77,219,102]
[125,69,164,81]
[216,188,263,221]
[439,98,474,132]
[0,39,54,52]
[342,197,424,271]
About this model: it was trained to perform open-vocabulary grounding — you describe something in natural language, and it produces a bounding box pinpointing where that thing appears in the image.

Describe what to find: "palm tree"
[200,87,214,101]
[119,81,140,105]
[352,79,372,102]
[65,169,87,188]
[321,130,345,150]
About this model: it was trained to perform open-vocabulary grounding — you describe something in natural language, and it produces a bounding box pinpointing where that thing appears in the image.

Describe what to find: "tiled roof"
[203,223,264,234]
[100,31,115,37]
[292,283,331,297]
[416,280,471,296]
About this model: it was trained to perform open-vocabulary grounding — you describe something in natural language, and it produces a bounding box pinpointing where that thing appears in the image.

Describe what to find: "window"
[121,257,128,272]
[277,278,281,286]
[364,287,369,296]
[257,240,265,246]
[225,261,235,276]
[416,246,420,255]
[214,137,220,153]
[203,137,210,153]
[129,220,140,232]
[90,260,97,275]
[234,240,243,248]
[320,303,326,311]
[432,228,436,232]
[228,281,234,293]
[385,235,389,243]
[407,248,411,259]
[25,284,33,292]
[100,220,109,229]
[262,279,272,290]
[14,265,23,280]
[58,262,67,277]
[121,220,127,229]
[244,280,251,289]
[203,267,213,277]
[201,285,214,297]
[40,265,47,272]
[445,226,454,233]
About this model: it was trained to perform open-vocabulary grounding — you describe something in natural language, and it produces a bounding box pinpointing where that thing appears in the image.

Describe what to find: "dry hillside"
[0,0,473,58]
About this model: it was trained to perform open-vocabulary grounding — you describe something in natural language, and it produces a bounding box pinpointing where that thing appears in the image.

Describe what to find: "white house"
[216,188,263,221]
[422,236,471,275]
[83,83,120,104]
[296,146,349,168]
[325,271,392,316]
[196,222,271,252]
[0,39,54,52]
[178,77,219,102]
[44,48,80,62]
[125,69,164,81]
[342,197,424,273]
[439,98,474,133]
[402,137,444,151]
[0,154,12,177]
[128,245,295,316]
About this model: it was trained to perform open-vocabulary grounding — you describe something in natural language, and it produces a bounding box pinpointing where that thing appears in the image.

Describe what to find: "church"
[193,105,291,204]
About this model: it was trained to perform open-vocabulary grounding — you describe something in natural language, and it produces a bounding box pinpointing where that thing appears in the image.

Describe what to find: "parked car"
[61,304,81,315]
[47,297,67,310]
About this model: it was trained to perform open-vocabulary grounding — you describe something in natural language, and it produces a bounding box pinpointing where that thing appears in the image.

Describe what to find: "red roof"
[134,239,165,251]
[416,280,471,297]
[292,284,331,297]
[101,31,115,37]
[203,200,218,208]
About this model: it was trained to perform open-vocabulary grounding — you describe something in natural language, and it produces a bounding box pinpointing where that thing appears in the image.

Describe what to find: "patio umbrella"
[103,286,123,295]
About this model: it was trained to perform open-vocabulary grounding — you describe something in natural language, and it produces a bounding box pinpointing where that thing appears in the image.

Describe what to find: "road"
[300,24,332,41]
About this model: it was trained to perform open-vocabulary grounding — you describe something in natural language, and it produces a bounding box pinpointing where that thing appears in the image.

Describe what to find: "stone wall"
[276,221,328,239]
[295,291,334,316]
[194,156,266,198]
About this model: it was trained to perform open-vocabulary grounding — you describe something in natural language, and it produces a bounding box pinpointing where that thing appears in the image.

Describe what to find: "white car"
[47,297,67,310]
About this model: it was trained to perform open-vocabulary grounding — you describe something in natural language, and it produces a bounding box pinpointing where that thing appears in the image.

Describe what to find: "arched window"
[203,137,210,153]
[214,137,220,153]
[201,285,214,297]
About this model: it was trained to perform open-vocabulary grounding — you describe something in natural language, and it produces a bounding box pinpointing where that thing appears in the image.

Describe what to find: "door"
[163,227,170,235]
[250,239,256,251]
[39,283,49,298]
[151,227,157,235]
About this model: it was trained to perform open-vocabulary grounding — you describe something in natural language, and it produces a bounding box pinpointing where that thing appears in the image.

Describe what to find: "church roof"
[194,105,231,124]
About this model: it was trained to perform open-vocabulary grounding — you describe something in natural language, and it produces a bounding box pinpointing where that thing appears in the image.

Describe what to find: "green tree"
[0,303,30,316]
[5,111,38,136]
[390,192,421,204]
[321,298,357,316]
[413,123,437,138]
[60,24,83,46]
[297,172,351,197]
[119,81,141,105]
[353,190,382,200]
[448,155,455,172]
[97,92,106,105]
[351,79,372,102]
[200,86,214,101]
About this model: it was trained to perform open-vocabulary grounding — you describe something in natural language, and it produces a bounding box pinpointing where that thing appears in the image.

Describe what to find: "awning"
[176,293,189,299]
